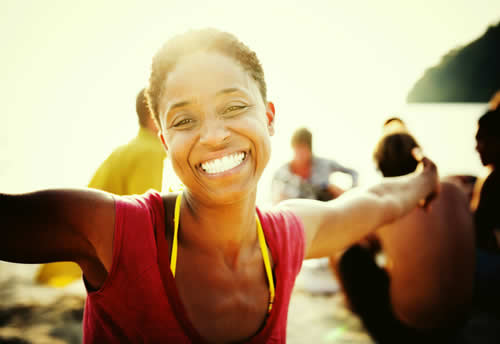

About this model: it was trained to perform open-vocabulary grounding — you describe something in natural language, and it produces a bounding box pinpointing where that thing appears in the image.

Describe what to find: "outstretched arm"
[328,160,359,187]
[279,154,439,259]
[0,189,115,278]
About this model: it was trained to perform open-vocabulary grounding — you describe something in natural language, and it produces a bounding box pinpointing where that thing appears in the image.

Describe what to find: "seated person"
[272,127,358,203]
[331,131,476,343]
[474,108,500,252]
[471,108,500,317]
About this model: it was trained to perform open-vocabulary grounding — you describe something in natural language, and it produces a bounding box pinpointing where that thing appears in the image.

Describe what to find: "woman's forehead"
[159,52,260,111]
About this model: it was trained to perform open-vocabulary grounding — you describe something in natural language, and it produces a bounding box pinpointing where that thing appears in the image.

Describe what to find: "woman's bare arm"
[0,188,115,274]
[279,155,439,259]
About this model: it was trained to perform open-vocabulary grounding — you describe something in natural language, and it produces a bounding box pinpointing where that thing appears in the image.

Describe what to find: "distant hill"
[407,22,500,103]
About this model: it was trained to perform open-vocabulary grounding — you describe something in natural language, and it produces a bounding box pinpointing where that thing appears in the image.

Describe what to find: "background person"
[331,129,476,343]
[272,127,358,204]
[87,88,166,195]
[36,88,166,287]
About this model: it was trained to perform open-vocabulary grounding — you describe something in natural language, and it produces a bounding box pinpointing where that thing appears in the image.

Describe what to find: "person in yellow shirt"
[36,89,165,286]
[88,88,165,194]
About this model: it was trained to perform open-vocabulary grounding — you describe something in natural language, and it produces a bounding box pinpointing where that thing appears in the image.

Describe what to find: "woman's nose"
[199,118,230,147]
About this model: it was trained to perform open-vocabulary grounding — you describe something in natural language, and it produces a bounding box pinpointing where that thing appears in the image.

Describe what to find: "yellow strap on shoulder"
[170,193,182,277]
[169,193,275,313]
[256,214,275,312]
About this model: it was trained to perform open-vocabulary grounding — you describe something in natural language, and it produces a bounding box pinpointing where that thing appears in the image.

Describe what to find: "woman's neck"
[178,191,259,269]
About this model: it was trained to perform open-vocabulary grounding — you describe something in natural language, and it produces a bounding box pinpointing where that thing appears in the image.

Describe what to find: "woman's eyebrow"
[169,100,191,111]
[216,88,244,96]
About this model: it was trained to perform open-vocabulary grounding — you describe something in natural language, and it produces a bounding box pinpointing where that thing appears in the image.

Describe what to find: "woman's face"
[158,51,274,204]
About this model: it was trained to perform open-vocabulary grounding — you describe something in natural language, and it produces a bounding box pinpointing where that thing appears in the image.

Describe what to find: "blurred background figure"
[86,88,165,195]
[36,89,165,287]
[330,122,476,343]
[473,107,500,252]
[271,127,358,204]
[273,127,358,294]
[469,107,500,338]
[381,116,408,135]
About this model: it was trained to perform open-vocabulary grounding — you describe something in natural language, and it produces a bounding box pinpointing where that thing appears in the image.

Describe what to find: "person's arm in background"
[327,160,359,187]
[326,183,345,199]
[279,153,438,259]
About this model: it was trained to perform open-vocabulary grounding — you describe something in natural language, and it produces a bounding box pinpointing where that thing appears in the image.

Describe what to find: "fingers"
[419,190,438,212]
[411,147,424,161]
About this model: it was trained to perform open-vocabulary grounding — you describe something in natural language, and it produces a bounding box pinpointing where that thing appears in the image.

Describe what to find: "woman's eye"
[223,105,247,114]
[173,118,193,127]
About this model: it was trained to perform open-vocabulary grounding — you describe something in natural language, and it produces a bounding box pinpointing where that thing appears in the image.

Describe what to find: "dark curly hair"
[477,107,500,140]
[146,28,267,129]
[373,133,420,177]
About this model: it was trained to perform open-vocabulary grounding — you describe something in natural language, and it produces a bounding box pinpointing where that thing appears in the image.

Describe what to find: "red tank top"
[83,191,305,343]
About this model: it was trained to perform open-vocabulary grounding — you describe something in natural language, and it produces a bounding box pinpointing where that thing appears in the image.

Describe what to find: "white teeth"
[201,152,245,174]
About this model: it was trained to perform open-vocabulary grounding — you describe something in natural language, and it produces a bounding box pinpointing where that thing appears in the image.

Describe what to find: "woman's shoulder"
[257,206,306,248]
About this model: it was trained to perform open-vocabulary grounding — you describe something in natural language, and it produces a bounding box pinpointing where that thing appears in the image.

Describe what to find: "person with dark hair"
[0,29,439,343]
[470,108,500,322]
[474,108,500,252]
[332,129,476,343]
[373,133,420,177]
[272,127,358,203]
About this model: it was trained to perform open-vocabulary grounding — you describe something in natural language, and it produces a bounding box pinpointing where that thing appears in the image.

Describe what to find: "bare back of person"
[375,181,475,329]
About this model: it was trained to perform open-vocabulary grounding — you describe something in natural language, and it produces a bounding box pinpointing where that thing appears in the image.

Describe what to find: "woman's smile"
[199,151,248,175]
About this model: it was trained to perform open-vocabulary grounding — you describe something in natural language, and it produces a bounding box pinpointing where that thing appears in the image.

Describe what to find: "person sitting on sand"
[470,91,500,211]
[272,127,358,203]
[474,108,500,252]
[331,129,475,343]
[0,28,438,343]
[472,108,500,317]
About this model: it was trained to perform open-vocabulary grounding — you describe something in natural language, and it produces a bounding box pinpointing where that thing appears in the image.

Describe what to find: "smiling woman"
[0,28,441,343]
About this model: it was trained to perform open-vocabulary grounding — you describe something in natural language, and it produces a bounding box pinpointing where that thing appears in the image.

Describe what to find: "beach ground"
[2,261,499,344]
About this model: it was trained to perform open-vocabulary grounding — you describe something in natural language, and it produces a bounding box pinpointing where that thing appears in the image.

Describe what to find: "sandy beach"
[2,261,499,344]
[0,261,373,344]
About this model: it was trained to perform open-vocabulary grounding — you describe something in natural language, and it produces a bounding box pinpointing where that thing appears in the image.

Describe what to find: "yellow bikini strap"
[256,214,276,312]
[170,193,182,277]
[169,193,275,312]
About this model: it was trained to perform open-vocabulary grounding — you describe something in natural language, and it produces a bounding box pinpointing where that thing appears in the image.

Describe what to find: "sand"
[2,261,499,344]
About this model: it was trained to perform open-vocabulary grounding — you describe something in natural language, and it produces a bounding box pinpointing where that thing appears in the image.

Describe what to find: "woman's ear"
[266,102,276,136]
[158,131,169,155]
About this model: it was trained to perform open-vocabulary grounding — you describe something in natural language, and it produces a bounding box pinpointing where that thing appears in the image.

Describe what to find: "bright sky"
[1,0,499,195]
